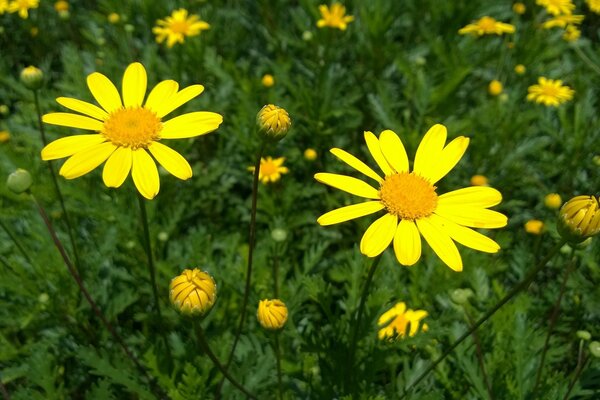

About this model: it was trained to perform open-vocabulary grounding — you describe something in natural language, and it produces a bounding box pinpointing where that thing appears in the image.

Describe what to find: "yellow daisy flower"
[587,0,600,13]
[458,16,515,36]
[315,125,507,272]
[527,77,574,107]
[536,0,575,16]
[378,302,428,341]
[41,62,223,199]
[7,0,39,19]
[316,3,354,31]
[153,8,210,48]
[542,14,584,29]
[248,156,289,184]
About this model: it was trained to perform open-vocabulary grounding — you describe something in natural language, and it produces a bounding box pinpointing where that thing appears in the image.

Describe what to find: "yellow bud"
[257,299,288,330]
[0,130,10,143]
[513,2,526,15]
[54,1,69,12]
[524,219,544,235]
[257,104,291,141]
[470,174,488,186]
[170,269,217,316]
[559,195,600,243]
[20,66,44,90]
[108,13,120,24]
[514,64,526,75]
[488,80,503,96]
[261,74,275,88]
[304,148,317,161]
[544,193,562,209]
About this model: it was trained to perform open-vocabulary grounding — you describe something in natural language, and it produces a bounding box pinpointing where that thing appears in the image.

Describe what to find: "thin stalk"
[193,321,258,400]
[401,239,567,398]
[573,45,600,77]
[272,246,280,298]
[137,195,162,318]
[30,193,167,400]
[464,308,494,400]
[274,333,283,400]
[563,354,590,400]
[33,90,82,276]
[348,256,382,394]
[0,376,9,400]
[533,251,577,395]
[0,219,33,265]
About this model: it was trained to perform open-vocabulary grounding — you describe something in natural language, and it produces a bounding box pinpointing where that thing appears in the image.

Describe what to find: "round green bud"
[577,330,591,341]
[271,228,287,242]
[589,341,600,358]
[7,168,33,194]
[450,288,474,305]
[20,66,44,90]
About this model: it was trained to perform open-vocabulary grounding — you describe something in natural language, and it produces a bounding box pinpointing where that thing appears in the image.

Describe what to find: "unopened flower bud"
[450,288,474,305]
[261,74,275,88]
[20,66,44,90]
[488,80,503,96]
[0,130,10,143]
[108,13,120,24]
[7,168,32,194]
[170,269,217,316]
[257,104,291,141]
[257,299,288,330]
[558,195,600,243]
[525,219,544,235]
[0,105,9,115]
[470,175,488,186]
[544,193,562,209]
[304,148,317,161]
[590,341,600,358]
[577,330,591,341]
[157,231,169,242]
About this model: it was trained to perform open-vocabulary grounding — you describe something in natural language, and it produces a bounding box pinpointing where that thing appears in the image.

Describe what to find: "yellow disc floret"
[379,172,438,220]
[102,107,162,149]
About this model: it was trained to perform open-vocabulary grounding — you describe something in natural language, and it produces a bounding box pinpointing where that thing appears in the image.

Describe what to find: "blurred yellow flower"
[0,0,7,13]
[317,3,354,30]
[304,148,318,161]
[41,62,223,199]
[488,80,503,96]
[170,269,217,316]
[257,299,288,330]
[54,1,68,12]
[563,25,581,41]
[315,125,507,272]
[525,219,544,234]
[537,0,575,16]
[542,14,583,29]
[559,195,600,242]
[261,74,275,87]
[514,64,526,75]
[257,104,291,140]
[587,0,600,13]
[249,157,289,184]
[0,130,10,143]
[513,2,526,14]
[7,0,38,18]
[545,193,562,209]
[378,302,428,341]
[458,16,515,36]
[153,8,210,48]
[527,77,574,107]
[108,12,120,24]
[470,175,488,186]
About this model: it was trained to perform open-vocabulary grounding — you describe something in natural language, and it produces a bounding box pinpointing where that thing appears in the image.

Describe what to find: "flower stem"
[274,333,284,400]
[33,89,83,277]
[464,307,494,400]
[401,239,567,398]
[0,219,33,265]
[348,255,382,394]
[0,375,9,400]
[532,250,576,395]
[563,354,589,400]
[272,246,280,298]
[573,44,600,77]
[137,194,162,318]
[193,321,258,400]
[30,193,168,400]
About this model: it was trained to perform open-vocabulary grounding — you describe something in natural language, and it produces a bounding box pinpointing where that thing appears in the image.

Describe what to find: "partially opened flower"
[458,16,515,36]
[41,62,223,199]
[536,0,575,16]
[153,8,210,48]
[378,302,428,341]
[315,125,507,271]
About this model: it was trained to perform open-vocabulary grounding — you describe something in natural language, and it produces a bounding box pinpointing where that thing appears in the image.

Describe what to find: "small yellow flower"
[108,12,120,24]
[7,0,38,18]
[558,195,600,242]
[261,74,275,88]
[304,148,318,161]
[527,77,574,107]
[587,0,600,14]
[488,80,503,96]
[20,65,43,90]
[248,157,289,184]
[542,14,584,29]
[525,219,544,235]
[257,104,291,140]
[536,0,575,16]
[513,2,527,14]
[563,25,581,42]
[545,193,562,209]
[514,64,526,75]
[0,130,10,143]
[257,299,288,330]
[170,269,217,316]
[316,3,354,31]
[378,302,428,341]
[470,175,488,186]
[153,8,210,48]
[458,16,515,36]
[54,0,68,12]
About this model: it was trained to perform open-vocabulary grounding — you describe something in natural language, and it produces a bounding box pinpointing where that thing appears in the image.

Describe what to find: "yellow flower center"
[379,172,438,220]
[169,20,190,34]
[261,160,278,176]
[478,17,496,31]
[540,84,559,97]
[102,107,162,149]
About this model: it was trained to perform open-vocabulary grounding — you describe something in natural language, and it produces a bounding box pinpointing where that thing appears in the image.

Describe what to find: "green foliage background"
[0,0,599,398]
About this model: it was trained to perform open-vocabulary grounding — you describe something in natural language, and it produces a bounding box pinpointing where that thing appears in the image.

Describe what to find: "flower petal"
[102,146,132,188]
[379,130,409,173]
[122,62,147,108]
[147,141,192,180]
[416,216,462,271]
[330,148,382,183]
[428,214,500,253]
[145,80,179,113]
[364,131,393,176]
[314,172,380,199]
[59,142,117,179]
[317,201,384,226]
[414,124,446,181]
[435,204,508,229]
[132,149,160,199]
[160,112,223,139]
[154,84,205,118]
[43,113,104,131]
[87,72,123,113]
[56,97,108,121]
[438,186,503,208]
[360,213,398,257]
[41,134,107,160]
[426,136,469,184]
[393,219,422,266]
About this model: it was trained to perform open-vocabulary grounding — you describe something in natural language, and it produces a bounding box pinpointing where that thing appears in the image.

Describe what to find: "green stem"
[272,247,280,299]
[137,194,162,318]
[464,307,494,400]
[533,250,576,395]
[275,333,283,400]
[33,90,83,277]
[0,219,33,265]
[573,45,600,77]
[193,321,258,400]
[0,373,9,400]
[401,239,567,398]
[348,256,382,394]
[30,193,167,400]
[563,354,589,400]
